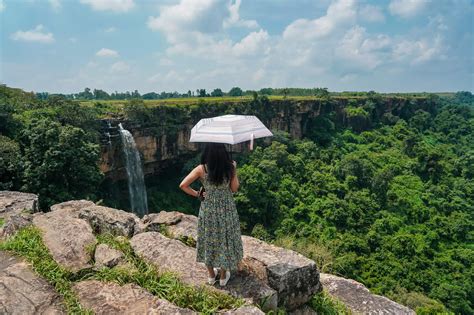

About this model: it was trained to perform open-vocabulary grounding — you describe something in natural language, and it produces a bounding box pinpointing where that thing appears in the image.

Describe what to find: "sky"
[0,0,473,94]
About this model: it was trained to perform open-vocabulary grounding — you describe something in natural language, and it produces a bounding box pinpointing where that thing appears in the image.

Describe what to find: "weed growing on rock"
[0,226,93,314]
[310,291,350,315]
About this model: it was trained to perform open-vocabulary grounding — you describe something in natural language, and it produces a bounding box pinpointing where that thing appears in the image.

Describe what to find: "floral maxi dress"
[196,165,244,271]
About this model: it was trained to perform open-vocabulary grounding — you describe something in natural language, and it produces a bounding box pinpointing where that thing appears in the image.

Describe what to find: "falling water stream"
[118,123,148,217]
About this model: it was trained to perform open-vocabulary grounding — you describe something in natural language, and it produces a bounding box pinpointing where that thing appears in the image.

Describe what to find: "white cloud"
[96,48,119,57]
[159,58,174,66]
[0,0,6,12]
[392,35,445,64]
[283,0,357,40]
[232,29,270,56]
[359,4,385,22]
[389,0,428,18]
[48,0,61,11]
[80,0,135,13]
[105,27,117,33]
[11,25,55,43]
[336,26,392,70]
[110,61,131,73]
[224,0,259,29]
[148,0,230,40]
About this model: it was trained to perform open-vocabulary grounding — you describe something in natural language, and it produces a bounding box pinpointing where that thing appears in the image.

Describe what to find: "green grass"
[78,95,381,109]
[0,218,4,227]
[0,228,245,314]
[0,227,350,314]
[0,227,93,314]
[93,233,244,314]
[310,291,351,315]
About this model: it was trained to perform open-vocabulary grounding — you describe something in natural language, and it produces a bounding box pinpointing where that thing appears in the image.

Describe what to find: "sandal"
[207,268,219,285]
[219,271,231,287]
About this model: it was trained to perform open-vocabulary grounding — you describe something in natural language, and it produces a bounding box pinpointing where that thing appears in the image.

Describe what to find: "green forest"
[1,85,473,314]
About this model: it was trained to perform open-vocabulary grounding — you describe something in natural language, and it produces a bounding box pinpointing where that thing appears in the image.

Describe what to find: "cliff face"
[99,97,432,181]
[0,192,415,314]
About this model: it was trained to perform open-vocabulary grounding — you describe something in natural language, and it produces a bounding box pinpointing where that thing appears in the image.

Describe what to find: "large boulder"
[72,280,195,314]
[218,305,265,314]
[137,211,197,240]
[50,200,95,218]
[32,211,96,272]
[78,205,138,237]
[130,232,278,311]
[0,191,38,220]
[0,212,33,239]
[94,243,124,268]
[0,251,66,314]
[151,211,320,310]
[320,273,415,314]
[241,235,320,310]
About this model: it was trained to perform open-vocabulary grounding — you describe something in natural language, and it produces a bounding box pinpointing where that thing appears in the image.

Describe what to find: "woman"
[179,143,244,286]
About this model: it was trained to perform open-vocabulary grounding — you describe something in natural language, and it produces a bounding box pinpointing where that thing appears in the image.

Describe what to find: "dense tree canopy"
[1,84,472,313]
[232,101,473,314]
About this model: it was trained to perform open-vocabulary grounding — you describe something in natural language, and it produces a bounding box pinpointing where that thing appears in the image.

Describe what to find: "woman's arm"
[179,165,203,198]
[230,161,240,193]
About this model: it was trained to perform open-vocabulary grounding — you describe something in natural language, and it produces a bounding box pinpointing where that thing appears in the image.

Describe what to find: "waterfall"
[118,123,148,217]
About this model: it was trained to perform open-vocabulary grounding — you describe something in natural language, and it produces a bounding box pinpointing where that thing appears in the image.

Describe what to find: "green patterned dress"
[196,164,244,271]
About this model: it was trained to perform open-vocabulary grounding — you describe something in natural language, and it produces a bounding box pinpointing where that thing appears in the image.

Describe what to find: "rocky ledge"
[142,211,320,310]
[0,192,415,314]
[0,251,66,315]
[320,273,415,315]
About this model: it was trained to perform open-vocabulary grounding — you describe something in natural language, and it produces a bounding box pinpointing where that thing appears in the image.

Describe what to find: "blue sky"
[1,0,473,94]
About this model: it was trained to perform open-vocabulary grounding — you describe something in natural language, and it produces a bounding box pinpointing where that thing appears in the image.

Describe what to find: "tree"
[197,89,207,97]
[228,87,243,97]
[211,88,223,97]
[314,87,329,98]
[93,89,110,100]
[0,135,21,190]
[21,119,102,209]
[259,88,273,95]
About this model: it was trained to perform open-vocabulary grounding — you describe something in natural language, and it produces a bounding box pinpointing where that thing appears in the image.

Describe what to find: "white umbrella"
[189,114,273,149]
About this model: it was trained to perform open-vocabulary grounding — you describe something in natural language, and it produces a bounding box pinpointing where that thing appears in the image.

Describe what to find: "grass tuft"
[310,291,351,315]
[0,228,245,314]
[94,233,244,314]
[0,226,93,314]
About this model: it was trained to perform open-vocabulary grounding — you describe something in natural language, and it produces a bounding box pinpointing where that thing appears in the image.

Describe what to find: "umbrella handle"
[250,133,254,151]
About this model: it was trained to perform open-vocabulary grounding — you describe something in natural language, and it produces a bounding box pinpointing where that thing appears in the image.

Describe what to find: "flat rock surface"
[33,211,96,272]
[288,305,317,315]
[143,211,184,226]
[73,280,195,315]
[130,232,278,311]
[242,235,320,310]
[50,200,95,218]
[94,243,124,268]
[218,305,265,314]
[0,212,33,239]
[0,191,38,220]
[320,273,415,314]
[167,214,198,242]
[151,211,319,310]
[0,251,66,315]
[79,205,138,237]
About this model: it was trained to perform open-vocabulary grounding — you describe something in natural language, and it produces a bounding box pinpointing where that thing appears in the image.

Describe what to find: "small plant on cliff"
[310,291,351,315]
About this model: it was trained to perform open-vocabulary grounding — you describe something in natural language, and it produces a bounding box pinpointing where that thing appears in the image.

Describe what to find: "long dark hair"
[200,143,234,185]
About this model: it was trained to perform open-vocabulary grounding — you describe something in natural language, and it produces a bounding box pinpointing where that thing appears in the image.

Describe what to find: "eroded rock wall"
[100,97,431,181]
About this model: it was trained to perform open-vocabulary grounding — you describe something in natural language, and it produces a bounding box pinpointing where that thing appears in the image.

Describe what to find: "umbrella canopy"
[189,114,273,145]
